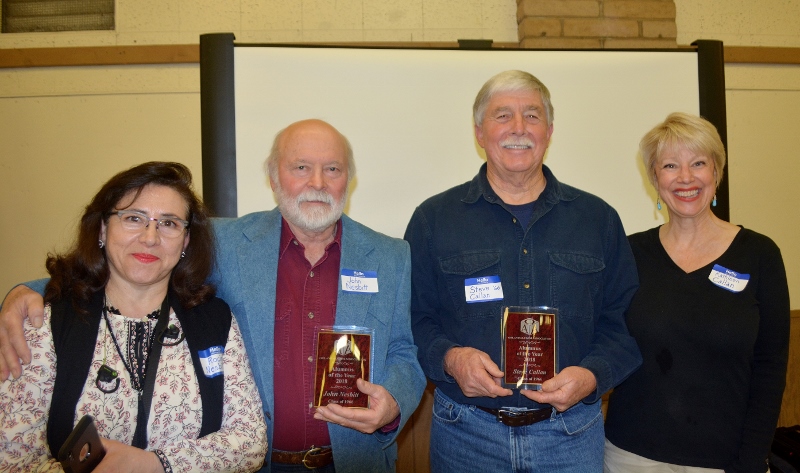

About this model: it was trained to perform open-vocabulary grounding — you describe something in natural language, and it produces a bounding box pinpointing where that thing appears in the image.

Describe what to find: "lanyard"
[131,294,171,449]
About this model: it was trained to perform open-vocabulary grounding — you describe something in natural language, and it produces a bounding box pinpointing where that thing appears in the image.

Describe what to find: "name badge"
[464,276,504,303]
[198,345,224,378]
[708,264,749,293]
[341,269,379,293]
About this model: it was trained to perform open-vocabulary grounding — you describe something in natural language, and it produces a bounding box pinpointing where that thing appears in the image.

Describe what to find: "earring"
[712,195,717,207]
[98,240,105,249]
[180,251,186,259]
[657,198,662,211]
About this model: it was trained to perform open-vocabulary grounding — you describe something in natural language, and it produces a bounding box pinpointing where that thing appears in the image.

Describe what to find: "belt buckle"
[302,446,322,470]
[496,408,548,427]
[497,408,522,420]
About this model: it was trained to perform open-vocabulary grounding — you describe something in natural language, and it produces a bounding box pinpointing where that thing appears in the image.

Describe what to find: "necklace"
[104,304,161,320]
[103,300,159,392]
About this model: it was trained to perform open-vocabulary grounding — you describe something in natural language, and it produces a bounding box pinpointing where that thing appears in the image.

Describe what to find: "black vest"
[46,290,232,456]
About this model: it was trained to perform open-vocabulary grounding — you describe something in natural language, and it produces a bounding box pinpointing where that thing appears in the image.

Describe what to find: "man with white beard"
[0,119,426,473]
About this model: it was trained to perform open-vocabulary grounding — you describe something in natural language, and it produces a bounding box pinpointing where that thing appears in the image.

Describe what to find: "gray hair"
[263,121,356,186]
[639,112,726,189]
[473,70,554,127]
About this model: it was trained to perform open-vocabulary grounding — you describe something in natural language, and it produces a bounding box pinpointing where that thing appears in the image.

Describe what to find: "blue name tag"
[341,269,379,293]
[198,345,224,378]
[464,275,504,303]
[708,264,750,293]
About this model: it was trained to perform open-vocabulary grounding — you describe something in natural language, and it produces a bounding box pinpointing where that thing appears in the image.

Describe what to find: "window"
[2,0,114,33]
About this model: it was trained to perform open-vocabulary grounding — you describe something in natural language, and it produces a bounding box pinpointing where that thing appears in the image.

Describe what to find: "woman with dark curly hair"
[0,162,267,472]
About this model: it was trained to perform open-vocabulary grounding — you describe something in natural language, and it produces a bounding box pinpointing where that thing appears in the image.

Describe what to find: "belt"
[476,406,551,427]
[271,446,333,469]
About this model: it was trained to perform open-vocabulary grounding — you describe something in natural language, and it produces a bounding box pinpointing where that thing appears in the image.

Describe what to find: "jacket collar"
[241,207,282,243]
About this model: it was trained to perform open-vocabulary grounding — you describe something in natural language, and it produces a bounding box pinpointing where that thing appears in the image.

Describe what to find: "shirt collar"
[279,217,343,258]
[462,163,578,207]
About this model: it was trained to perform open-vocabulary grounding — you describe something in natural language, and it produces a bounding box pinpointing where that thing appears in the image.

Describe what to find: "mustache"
[296,189,335,205]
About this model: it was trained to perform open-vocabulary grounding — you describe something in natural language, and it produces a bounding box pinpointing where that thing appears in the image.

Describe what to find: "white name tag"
[464,276,504,303]
[708,264,749,293]
[341,269,379,293]
[198,345,224,378]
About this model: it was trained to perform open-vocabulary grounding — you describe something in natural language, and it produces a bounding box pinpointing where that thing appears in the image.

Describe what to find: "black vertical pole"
[693,39,729,222]
[200,33,237,217]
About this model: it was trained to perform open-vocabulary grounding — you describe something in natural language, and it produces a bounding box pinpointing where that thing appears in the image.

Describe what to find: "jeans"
[430,389,604,473]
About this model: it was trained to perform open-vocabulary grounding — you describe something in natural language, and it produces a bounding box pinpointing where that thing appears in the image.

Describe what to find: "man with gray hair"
[404,70,642,471]
[0,119,425,473]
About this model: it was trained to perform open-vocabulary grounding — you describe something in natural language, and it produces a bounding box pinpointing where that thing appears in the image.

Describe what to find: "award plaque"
[501,306,558,389]
[313,326,373,409]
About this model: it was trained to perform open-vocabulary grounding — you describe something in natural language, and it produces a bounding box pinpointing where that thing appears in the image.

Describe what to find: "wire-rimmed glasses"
[113,210,189,238]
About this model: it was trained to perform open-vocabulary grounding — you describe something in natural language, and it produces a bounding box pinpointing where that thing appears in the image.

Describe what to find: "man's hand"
[0,285,44,381]
[95,438,165,473]
[313,378,400,434]
[520,366,597,412]
[444,346,513,398]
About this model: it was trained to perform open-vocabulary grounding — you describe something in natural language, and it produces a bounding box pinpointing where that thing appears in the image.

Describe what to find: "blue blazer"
[211,209,425,473]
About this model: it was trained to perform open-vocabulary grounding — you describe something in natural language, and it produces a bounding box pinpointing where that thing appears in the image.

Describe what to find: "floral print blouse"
[0,304,267,472]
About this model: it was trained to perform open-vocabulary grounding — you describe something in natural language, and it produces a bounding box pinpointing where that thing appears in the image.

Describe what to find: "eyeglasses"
[113,210,189,238]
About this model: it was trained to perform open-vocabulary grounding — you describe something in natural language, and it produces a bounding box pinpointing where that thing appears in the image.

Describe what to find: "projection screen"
[200,36,727,238]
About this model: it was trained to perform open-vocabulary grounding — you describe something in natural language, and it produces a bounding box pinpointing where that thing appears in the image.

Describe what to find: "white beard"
[274,185,346,233]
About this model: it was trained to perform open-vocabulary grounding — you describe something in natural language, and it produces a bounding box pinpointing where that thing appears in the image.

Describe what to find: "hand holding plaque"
[501,306,558,389]
[313,326,374,409]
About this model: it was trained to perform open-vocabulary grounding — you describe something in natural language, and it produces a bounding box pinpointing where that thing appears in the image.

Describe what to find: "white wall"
[675,0,800,47]
[0,69,201,292]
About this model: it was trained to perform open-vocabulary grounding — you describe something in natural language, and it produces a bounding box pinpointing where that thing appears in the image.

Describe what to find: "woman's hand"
[94,438,165,473]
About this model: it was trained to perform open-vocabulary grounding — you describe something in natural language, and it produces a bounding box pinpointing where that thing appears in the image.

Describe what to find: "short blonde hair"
[639,112,726,188]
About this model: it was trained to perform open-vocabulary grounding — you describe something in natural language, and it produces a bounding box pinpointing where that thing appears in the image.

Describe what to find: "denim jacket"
[404,164,642,410]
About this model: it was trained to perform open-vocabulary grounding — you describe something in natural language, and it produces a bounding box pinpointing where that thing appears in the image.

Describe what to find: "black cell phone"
[57,415,106,473]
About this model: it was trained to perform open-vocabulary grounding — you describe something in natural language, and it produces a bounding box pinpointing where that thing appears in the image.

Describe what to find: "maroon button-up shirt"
[272,219,341,451]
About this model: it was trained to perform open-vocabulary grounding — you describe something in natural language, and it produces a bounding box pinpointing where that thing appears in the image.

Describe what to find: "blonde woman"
[604,113,789,473]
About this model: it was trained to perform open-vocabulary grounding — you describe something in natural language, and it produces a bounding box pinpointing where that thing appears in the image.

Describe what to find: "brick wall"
[517,0,677,49]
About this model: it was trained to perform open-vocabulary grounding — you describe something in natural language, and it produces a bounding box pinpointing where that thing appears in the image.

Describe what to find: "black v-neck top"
[605,226,790,471]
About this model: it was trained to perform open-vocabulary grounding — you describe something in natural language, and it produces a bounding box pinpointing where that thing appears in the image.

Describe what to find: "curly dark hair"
[44,162,216,311]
